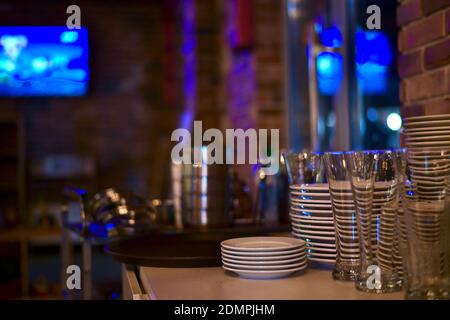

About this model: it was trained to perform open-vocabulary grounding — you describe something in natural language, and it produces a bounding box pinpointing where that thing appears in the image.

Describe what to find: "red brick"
[448,67,450,92]
[425,37,450,69]
[400,104,426,118]
[421,0,450,16]
[401,99,450,117]
[398,50,423,77]
[447,9,450,33]
[405,69,447,101]
[400,80,407,102]
[401,12,445,50]
[423,98,450,114]
[397,0,422,26]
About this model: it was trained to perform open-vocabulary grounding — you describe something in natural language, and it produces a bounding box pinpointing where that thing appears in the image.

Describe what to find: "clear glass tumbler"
[346,150,402,293]
[399,148,450,299]
[324,152,360,281]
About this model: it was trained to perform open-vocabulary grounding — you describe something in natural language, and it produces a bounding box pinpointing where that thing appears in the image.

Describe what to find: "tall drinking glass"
[346,150,402,293]
[324,152,359,281]
[399,148,450,299]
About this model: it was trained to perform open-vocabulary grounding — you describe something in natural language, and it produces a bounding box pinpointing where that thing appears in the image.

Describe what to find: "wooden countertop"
[138,266,405,300]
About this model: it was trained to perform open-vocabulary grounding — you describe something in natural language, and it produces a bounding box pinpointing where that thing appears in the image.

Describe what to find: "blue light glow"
[356,31,391,94]
[367,107,379,122]
[356,31,391,66]
[0,26,89,96]
[321,26,343,48]
[316,52,343,95]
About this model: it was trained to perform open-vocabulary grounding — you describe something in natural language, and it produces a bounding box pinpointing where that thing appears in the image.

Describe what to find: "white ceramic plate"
[289,196,331,203]
[223,260,307,270]
[305,241,336,248]
[307,257,335,264]
[290,207,333,214]
[290,192,331,198]
[290,218,334,226]
[222,264,307,280]
[222,255,306,265]
[292,227,335,236]
[221,251,306,261]
[291,222,335,230]
[306,251,336,258]
[292,231,335,241]
[221,247,305,257]
[290,201,332,208]
[221,237,305,252]
[290,213,333,220]
[290,183,329,191]
[306,245,336,252]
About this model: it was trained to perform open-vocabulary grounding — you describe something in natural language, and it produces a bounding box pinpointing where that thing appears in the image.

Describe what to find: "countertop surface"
[138,266,405,300]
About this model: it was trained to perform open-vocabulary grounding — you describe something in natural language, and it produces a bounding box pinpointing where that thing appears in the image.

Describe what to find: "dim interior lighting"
[316,52,343,95]
[367,107,379,122]
[356,31,391,94]
[386,113,402,131]
[326,112,336,127]
[317,52,342,78]
[321,26,343,48]
[287,0,301,19]
[356,31,391,66]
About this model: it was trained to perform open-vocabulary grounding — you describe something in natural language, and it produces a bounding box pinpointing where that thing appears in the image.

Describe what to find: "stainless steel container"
[171,154,231,228]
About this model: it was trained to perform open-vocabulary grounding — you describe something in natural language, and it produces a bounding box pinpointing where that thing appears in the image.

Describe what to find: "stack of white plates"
[221,237,307,279]
[289,183,336,265]
[403,114,450,148]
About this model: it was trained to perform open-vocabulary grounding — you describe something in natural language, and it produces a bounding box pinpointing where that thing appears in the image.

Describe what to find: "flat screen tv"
[0,26,89,97]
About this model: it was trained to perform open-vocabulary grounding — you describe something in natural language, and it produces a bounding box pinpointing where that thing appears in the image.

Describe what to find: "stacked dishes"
[221,237,307,279]
[403,114,450,148]
[289,183,336,265]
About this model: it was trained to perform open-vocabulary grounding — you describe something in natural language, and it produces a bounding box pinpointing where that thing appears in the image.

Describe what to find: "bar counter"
[122,265,404,300]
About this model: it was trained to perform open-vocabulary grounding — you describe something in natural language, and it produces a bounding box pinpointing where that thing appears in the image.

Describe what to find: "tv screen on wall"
[0,26,89,97]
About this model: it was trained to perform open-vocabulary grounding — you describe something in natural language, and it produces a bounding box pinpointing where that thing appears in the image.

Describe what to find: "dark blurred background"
[0,0,406,299]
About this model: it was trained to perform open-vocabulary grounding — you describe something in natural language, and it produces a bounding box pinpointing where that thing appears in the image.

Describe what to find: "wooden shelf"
[0,111,25,226]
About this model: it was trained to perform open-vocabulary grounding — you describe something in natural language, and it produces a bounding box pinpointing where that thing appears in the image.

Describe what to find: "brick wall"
[223,0,285,195]
[398,0,450,117]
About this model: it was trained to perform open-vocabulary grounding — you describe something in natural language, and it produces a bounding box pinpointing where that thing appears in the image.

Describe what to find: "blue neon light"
[316,52,343,95]
[356,31,391,94]
[321,26,343,48]
[317,28,392,95]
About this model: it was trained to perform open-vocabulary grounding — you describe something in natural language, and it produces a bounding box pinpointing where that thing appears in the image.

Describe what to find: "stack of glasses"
[325,150,403,292]
[399,148,450,299]
[284,148,450,299]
